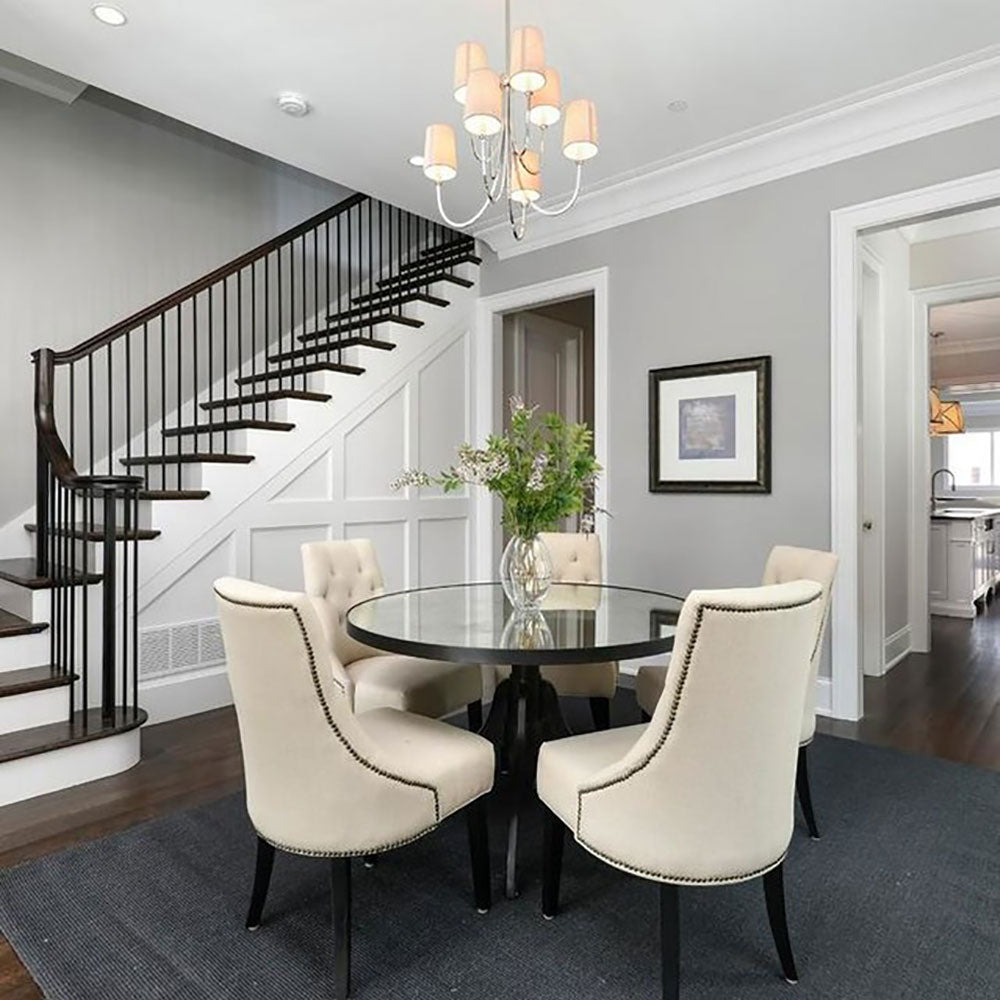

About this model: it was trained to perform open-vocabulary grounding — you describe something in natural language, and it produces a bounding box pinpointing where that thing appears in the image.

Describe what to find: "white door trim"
[831,166,1000,721]
[909,275,1000,653]
[473,267,610,580]
[858,243,887,679]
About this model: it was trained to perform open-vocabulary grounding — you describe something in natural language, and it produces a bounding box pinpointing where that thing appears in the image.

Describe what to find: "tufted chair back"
[574,580,823,883]
[761,545,839,745]
[540,531,602,585]
[301,539,386,667]
[214,577,439,855]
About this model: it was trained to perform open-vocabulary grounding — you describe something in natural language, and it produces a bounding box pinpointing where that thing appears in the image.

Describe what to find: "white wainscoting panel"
[344,520,408,591]
[250,524,331,590]
[418,517,469,587]
[273,450,334,502]
[141,533,236,627]
[418,337,469,495]
[344,388,407,500]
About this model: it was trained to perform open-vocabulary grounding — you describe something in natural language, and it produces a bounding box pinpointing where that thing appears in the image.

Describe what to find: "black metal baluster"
[223,277,229,453]
[264,254,272,420]
[208,287,215,453]
[88,354,95,475]
[107,346,113,477]
[368,197,374,340]
[142,322,150,493]
[68,483,77,716]
[251,261,258,420]
[81,482,89,719]
[289,238,296,394]
[132,487,140,715]
[325,219,332,364]
[175,304,182,488]
[300,234,306,393]
[192,293,199,455]
[337,212,343,364]
[160,314,167,492]
[122,484,130,721]
[125,332,133,480]
[100,484,117,723]
[237,269,244,421]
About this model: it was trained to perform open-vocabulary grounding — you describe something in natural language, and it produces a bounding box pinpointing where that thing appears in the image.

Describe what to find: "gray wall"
[0,81,350,525]
[481,116,1000,638]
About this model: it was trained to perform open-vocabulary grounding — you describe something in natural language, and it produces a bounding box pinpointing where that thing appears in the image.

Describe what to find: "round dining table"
[345,581,685,898]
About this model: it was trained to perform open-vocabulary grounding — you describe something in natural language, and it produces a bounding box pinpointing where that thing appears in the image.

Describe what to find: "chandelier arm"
[528,163,584,217]
[435,183,493,229]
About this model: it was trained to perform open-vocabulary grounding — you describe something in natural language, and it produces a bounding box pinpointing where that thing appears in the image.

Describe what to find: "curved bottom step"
[0,707,146,807]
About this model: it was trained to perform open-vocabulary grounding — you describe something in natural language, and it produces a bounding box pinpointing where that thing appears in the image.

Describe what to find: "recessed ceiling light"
[91,4,127,26]
[276,92,310,117]
[408,154,425,167]
[667,99,689,113]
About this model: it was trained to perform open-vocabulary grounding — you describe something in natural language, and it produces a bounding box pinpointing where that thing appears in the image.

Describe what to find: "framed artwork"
[650,607,680,641]
[648,355,771,493]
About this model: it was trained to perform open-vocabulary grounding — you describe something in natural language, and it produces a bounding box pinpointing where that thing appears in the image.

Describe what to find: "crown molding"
[0,50,85,104]
[476,45,1000,260]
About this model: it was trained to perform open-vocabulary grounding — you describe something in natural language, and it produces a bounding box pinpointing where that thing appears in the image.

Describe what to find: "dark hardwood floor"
[1,604,999,998]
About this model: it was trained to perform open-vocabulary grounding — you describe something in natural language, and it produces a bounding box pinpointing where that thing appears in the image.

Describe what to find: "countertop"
[931,507,1000,521]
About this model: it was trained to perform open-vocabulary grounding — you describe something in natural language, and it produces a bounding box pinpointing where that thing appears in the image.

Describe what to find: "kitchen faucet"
[931,467,956,503]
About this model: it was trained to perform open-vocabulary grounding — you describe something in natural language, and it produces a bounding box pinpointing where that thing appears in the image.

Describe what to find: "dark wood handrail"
[50,191,368,364]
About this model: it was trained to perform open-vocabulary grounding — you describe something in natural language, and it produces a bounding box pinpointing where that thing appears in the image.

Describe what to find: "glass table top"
[345,582,685,666]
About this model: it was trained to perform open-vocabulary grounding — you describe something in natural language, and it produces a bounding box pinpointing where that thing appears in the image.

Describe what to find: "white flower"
[527,452,548,491]
[389,469,433,491]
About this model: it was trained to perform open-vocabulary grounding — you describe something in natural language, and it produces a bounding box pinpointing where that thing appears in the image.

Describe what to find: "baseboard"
[139,664,232,725]
[814,677,833,718]
[883,625,913,673]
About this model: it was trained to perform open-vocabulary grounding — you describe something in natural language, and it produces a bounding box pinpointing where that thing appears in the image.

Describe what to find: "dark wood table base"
[480,665,571,899]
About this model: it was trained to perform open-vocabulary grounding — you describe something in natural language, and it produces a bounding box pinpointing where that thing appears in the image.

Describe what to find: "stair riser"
[139,463,207,492]
[0,631,49,671]
[71,496,154,532]
[0,685,70,734]
[200,398,296,422]
[0,580,50,623]
[0,726,141,807]
[320,296,444,332]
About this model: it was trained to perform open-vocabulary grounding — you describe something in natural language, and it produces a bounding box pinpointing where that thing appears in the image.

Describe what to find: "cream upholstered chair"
[214,577,494,1000]
[635,545,838,840]
[499,532,616,730]
[538,581,824,1000]
[302,539,484,729]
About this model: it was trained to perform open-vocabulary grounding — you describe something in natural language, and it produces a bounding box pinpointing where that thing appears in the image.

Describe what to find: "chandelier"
[418,0,599,241]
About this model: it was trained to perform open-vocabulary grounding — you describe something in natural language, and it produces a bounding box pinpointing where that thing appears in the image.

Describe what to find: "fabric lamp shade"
[528,66,561,127]
[935,399,965,435]
[509,25,546,92]
[562,99,599,161]
[423,124,458,182]
[929,386,943,426]
[463,67,503,136]
[453,41,488,105]
[510,149,542,204]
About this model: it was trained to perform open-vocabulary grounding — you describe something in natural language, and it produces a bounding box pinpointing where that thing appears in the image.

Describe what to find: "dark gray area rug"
[2,733,999,1000]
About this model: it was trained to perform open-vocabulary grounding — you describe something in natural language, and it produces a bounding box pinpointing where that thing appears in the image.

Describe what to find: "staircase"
[0,192,479,806]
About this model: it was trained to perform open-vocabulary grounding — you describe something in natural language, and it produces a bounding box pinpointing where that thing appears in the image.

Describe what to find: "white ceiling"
[931,297,1000,346]
[5,0,1000,229]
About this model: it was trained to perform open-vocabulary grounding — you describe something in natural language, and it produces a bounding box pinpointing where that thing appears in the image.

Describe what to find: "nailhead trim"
[215,589,441,833]
[258,826,438,859]
[575,593,821,883]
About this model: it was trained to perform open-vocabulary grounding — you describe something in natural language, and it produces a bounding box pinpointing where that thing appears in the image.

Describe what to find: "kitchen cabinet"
[929,509,1000,618]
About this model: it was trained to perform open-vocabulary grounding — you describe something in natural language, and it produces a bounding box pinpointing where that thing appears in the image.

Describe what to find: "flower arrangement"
[391,396,602,538]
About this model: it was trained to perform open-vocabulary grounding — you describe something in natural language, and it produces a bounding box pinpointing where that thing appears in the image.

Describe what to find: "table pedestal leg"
[480,664,571,899]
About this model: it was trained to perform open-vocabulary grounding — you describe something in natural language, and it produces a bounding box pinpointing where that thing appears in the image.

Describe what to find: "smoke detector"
[277,93,310,117]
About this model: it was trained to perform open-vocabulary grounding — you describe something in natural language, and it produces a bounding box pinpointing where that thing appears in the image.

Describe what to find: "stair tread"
[0,707,146,765]
[323,292,449,324]
[0,558,101,590]
[270,337,396,364]
[420,239,475,260]
[0,609,48,638]
[121,454,254,466]
[236,362,364,385]
[0,666,74,697]
[401,252,481,274]
[299,314,423,344]
[162,420,294,436]
[357,273,473,303]
[137,490,211,501]
[24,523,161,541]
[201,389,331,411]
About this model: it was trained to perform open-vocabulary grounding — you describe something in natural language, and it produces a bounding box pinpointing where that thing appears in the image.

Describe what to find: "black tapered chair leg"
[466,797,492,913]
[795,744,821,840]
[331,858,352,1000]
[589,696,611,731]
[467,698,484,732]
[245,837,275,931]
[762,863,798,984]
[541,807,565,919]
[659,883,680,1000]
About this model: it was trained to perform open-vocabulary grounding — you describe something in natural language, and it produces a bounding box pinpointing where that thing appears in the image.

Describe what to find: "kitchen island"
[930,507,1000,618]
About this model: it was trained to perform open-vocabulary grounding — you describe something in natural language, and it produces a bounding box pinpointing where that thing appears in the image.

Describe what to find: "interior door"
[506,311,584,533]
[859,252,886,681]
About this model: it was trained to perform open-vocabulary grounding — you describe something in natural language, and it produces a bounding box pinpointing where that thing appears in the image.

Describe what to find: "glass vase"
[499,534,553,612]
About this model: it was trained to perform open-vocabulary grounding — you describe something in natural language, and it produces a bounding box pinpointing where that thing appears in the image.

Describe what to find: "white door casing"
[831,166,1000,722]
